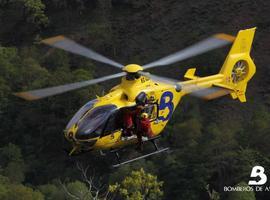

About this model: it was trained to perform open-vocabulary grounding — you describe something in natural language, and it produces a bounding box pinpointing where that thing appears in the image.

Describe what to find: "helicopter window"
[65,99,97,130]
[102,110,123,136]
[76,105,117,138]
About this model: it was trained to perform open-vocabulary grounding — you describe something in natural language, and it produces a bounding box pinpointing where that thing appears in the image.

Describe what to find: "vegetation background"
[0,0,270,199]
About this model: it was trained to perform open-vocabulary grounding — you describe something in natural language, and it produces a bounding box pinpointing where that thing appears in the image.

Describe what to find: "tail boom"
[182,27,256,102]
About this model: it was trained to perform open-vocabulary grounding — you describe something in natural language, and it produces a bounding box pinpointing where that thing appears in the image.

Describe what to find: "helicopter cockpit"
[65,99,98,131]
[75,104,118,140]
[65,93,159,142]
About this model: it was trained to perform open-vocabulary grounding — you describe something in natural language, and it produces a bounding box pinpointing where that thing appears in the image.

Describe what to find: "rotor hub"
[122,64,143,73]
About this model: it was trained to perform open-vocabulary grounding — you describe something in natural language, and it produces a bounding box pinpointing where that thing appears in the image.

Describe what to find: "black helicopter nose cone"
[75,131,92,140]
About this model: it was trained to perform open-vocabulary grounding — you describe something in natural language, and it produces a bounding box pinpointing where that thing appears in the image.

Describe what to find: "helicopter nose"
[64,130,75,142]
[65,130,97,148]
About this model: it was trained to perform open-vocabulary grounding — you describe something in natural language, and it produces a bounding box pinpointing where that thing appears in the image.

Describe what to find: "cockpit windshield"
[65,99,97,130]
[76,104,117,139]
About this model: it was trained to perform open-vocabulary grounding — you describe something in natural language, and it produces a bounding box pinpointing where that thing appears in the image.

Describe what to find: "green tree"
[0,47,18,83]
[60,179,105,200]
[0,175,10,200]
[22,0,49,27]
[0,143,25,183]
[66,181,93,200]
[7,184,44,200]
[0,0,48,44]
[109,168,163,200]
[245,105,270,154]
[0,175,44,200]
[227,182,255,200]
[0,77,9,112]
[38,183,65,200]
[206,184,220,200]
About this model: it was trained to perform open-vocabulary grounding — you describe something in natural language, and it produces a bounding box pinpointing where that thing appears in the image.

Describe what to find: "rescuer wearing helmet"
[136,112,154,150]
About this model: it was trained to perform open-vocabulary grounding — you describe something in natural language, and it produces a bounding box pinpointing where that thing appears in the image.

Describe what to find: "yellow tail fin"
[219,27,256,102]
[183,28,256,102]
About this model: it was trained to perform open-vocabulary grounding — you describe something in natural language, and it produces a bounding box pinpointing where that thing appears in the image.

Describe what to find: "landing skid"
[111,136,169,168]
[112,147,169,168]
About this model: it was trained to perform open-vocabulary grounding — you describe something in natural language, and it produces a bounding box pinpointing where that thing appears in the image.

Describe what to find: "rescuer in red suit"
[122,105,144,136]
[136,112,154,150]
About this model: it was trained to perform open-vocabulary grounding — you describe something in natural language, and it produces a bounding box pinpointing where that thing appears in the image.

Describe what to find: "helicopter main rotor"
[14,33,234,100]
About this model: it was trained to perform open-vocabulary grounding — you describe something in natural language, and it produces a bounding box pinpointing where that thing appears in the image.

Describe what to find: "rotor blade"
[14,72,126,101]
[42,36,123,69]
[143,33,235,69]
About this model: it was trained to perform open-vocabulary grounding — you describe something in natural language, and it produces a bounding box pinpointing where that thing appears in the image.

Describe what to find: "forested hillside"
[0,0,270,199]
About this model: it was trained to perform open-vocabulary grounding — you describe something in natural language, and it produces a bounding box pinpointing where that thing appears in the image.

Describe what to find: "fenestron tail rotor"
[143,33,235,69]
[14,72,126,100]
[231,60,248,83]
[42,36,123,69]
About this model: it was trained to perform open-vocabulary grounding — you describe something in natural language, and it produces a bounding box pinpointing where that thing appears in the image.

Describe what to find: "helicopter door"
[101,109,122,137]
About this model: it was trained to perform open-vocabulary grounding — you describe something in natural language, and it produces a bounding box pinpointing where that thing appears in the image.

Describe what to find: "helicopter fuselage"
[64,75,185,154]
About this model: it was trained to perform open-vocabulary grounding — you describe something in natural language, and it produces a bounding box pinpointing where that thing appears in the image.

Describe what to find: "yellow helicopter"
[14,28,256,167]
